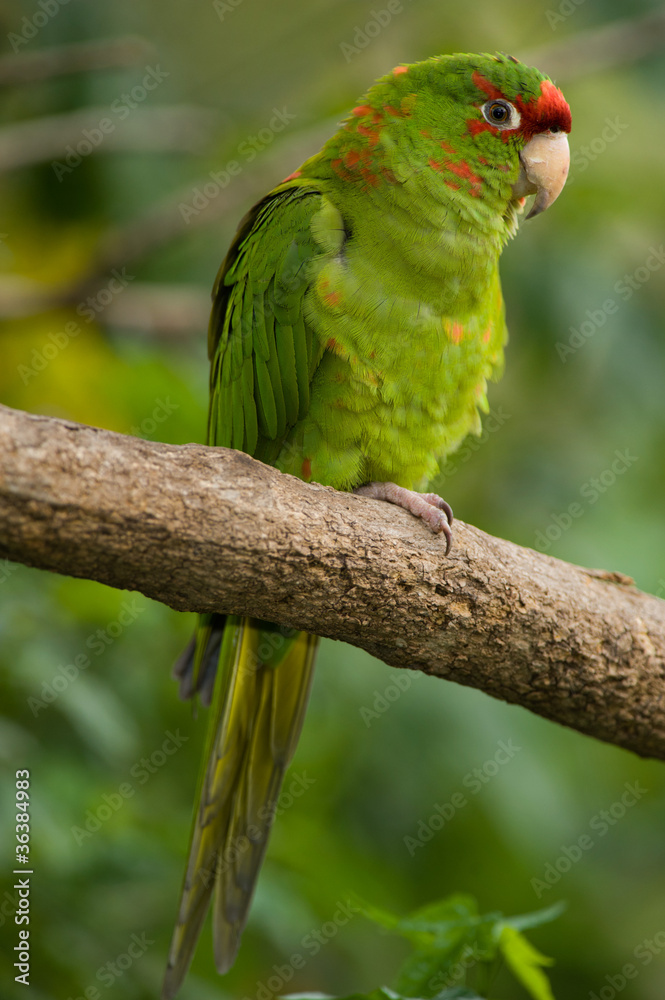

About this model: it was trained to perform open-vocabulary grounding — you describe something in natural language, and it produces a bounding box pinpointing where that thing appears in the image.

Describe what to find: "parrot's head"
[350,52,571,229]
[431,52,572,220]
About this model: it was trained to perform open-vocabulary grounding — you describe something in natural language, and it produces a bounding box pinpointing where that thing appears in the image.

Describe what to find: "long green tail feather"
[162,617,318,999]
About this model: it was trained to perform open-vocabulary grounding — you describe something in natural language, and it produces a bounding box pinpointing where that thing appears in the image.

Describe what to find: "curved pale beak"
[512,131,570,220]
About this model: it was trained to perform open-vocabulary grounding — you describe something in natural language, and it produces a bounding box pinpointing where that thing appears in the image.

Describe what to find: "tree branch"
[2,403,664,760]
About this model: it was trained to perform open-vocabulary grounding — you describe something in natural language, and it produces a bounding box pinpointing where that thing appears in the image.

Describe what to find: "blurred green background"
[1,0,665,997]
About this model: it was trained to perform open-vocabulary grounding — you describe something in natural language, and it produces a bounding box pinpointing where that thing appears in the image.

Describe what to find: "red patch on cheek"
[429,155,482,195]
[449,160,481,184]
[466,117,497,139]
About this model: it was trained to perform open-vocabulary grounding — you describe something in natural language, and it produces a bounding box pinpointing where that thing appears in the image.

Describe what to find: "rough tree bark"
[1,403,664,760]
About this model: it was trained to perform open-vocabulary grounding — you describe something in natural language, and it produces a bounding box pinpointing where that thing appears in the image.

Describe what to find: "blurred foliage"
[355,895,564,999]
[1,1,665,999]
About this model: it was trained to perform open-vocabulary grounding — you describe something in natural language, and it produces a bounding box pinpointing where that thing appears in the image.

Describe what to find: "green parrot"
[161,51,570,998]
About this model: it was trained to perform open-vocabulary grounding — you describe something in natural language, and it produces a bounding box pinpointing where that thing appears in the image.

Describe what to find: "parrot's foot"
[354,481,454,553]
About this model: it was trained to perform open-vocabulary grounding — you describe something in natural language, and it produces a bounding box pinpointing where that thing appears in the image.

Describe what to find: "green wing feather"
[162,184,333,999]
[207,185,327,453]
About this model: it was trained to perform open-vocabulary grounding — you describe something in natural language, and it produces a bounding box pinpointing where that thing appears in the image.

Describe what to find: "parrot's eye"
[481,99,520,130]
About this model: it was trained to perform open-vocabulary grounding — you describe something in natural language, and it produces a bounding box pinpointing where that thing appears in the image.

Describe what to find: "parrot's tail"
[162,614,318,1000]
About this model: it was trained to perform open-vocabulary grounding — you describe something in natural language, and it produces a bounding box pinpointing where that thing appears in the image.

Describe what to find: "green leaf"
[356,895,563,1000]
[499,926,556,1000]
[403,895,480,927]
[356,898,403,933]
[359,894,484,948]
[500,901,567,934]
[394,940,470,998]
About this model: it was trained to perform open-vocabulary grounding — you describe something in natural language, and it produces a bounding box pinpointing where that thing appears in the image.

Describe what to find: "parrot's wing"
[173,182,336,710]
[207,183,337,455]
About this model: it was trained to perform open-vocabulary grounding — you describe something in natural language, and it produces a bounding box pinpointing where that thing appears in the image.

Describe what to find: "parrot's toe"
[354,481,454,553]
[420,493,454,525]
